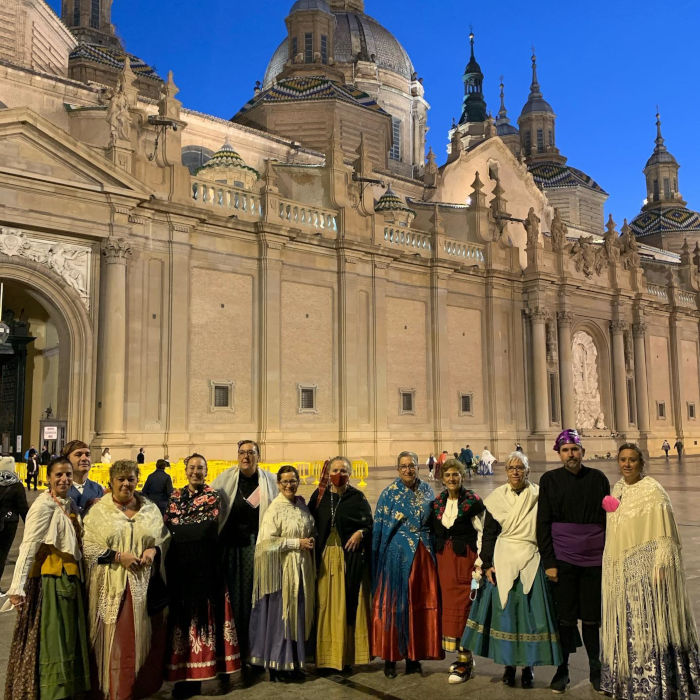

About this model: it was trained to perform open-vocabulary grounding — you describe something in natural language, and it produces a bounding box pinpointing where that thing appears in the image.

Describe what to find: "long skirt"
[5,573,91,700]
[371,541,443,662]
[249,586,308,670]
[461,568,562,667]
[165,590,241,682]
[223,537,256,661]
[315,530,371,670]
[600,600,700,700]
[436,540,478,652]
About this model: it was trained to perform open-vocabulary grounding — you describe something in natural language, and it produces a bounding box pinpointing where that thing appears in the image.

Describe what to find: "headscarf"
[0,456,18,485]
[553,428,582,452]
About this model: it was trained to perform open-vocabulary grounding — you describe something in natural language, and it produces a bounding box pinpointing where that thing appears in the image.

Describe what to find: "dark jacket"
[0,478,29,526]
[142,469,173,514]
[68,478,105,515]
[430,487,485,556]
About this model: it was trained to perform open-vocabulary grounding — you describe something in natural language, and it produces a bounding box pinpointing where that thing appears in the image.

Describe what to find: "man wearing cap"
[537,429,610,694]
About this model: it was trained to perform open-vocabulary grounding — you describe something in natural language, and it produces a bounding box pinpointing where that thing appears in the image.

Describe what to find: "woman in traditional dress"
[164,453,240,698]
[372,450,442,678]
[5,456,90,700]
[249,464,316,681]
[429,457,485,683]
[462,451,562,689]
[600,443,700,699]
[309,456,373,671]
[83,459,169,700]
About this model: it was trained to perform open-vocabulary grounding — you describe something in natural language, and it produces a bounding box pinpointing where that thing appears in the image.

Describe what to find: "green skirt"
[461,567,563,667]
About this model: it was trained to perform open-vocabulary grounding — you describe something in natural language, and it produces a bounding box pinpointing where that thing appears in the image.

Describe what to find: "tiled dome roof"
[629,206,700,238]
[195,143,259,177]
[528,161,607,195]
[375,186,415,214]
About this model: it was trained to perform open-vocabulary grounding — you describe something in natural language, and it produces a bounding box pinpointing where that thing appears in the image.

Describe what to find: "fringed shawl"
[212,466,278,533]
[602,477,699,678]
[372,478,434,655]
[251,493,316,640]
[82,496,169,695]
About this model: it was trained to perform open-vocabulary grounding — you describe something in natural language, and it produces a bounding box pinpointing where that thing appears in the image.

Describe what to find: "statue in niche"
[107,75,131,144]
[572,330,605,430]
[550,208,568,252]
[523,207,540,249]
[46,245,87,296]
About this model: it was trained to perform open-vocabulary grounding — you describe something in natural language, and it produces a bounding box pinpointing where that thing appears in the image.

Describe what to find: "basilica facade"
[1,0,699,464]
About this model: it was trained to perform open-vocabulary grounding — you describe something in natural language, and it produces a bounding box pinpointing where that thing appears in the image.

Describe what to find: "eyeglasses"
[398,464,417,471]
[238,450,257,457]
[506,465,527,472]
[279,479,298,486]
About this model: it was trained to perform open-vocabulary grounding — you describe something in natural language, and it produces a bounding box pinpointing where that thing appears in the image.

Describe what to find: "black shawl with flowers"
[430,487,485,556]
[164,484,223,631]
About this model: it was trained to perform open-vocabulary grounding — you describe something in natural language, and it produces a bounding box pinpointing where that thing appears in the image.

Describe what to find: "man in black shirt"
[537,429,610,694]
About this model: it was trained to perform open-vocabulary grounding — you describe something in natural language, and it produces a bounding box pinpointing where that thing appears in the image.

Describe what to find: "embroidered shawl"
[211,466,278,533]
[602,477,699,678]
[372,477,434,655]
[252,493,316,640]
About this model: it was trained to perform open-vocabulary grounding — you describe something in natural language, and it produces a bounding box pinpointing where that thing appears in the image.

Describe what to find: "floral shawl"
[372,477,434,655]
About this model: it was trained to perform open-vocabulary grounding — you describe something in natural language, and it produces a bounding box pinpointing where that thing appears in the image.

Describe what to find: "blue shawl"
[372,477,434,655]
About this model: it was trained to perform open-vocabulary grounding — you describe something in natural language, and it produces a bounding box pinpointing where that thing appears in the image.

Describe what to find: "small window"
[90,0,99,28]
[689,402,696,420]
[663,178,671,199]
[536,128,544,153]
[210,380,234,412]
[548,129,554,146]
[304,33,313,63]
[73,0,80,26]
[292,37,298,59]
[548,372,560,424]
[399,388,415,415]
[459,392,473,416]
[298,384,318,413]
[653,179,659,202]
[321,35,328,64]
[389,117,401,161]
[524,131,531,155]
[657,400,666,420]
[488,162,499,181]
[627,378,636,425]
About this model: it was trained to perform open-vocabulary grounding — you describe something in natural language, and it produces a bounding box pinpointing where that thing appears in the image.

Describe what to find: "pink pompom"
[602,495,620,512]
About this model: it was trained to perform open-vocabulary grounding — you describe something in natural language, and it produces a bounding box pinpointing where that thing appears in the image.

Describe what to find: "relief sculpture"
[572,330,605,430]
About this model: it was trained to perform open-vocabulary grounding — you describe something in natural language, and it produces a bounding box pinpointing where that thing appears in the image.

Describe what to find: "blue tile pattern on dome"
[528,161,607,194]
[629,207,700,237]
[68,44,162,81]
[234,76,388,118]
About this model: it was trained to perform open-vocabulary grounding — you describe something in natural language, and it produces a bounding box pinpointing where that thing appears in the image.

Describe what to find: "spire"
[458,30,487,124]
[529,49,542,98]
[495,76,518,136]
[643,108,683,208]
[498,76,507,120]
[520,48,553,116]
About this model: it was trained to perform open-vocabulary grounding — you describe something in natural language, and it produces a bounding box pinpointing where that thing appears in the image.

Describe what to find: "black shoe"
[590,666,601,692]
[521,666,534,689]
[550,664,569,694]
[405,659,422,675]
[502,665,516,687]
[384,661,397,678]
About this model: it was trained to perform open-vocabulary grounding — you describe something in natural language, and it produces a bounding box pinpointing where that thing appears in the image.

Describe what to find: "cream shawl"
[82,496,169,695]
[252,493,316,640]
[602,476,699,678]
[484,482,540,608]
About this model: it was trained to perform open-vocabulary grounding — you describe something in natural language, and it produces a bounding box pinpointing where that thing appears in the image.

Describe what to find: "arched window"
[181,146,214,175]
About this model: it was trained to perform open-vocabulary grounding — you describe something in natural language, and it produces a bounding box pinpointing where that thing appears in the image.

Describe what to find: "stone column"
[557,311,575,428]
[531,309,549,433]
[611,321,629,433]
[633,321,650,432]
[97,237,132,435]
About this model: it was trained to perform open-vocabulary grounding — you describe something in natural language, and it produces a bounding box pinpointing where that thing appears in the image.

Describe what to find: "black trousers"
[0,520,19,582]
[25,473,38,490]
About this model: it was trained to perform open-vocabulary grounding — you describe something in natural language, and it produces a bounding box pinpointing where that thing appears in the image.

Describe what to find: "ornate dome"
[375,185,415,214]
[629,206,700,238]
[263,10,415,89]
[195,143,259,178]
[528,162,607,194]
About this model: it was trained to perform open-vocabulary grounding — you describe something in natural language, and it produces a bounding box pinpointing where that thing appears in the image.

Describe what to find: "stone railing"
[382,226,432,254]
[191,181,263,220]
[277,199,338,233]
[438,236,485,264]
[647,284,668,301]
[675,290,697,308]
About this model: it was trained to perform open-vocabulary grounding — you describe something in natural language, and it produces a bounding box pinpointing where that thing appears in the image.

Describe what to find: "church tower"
[459,32,487,125]
[517,52,564,164]
[61,0,119,48]
[642,112,685,209]
[495,78,520,158]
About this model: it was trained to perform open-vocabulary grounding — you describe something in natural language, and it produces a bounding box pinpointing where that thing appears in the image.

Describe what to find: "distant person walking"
[435,451,448,480]
[661,440,670,459]
[137,447,146,464]
[101,447,112,464]
[142,459,173,514]
[674,438,684,460]
[427,454,436,479]
[478,448,496,476]
[25,450,39,491]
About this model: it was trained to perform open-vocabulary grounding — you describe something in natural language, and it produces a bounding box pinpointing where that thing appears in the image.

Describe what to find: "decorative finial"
[530,47,540,94]
[498,75,507,118]
[469,27,475,57]
[655,108,665,148]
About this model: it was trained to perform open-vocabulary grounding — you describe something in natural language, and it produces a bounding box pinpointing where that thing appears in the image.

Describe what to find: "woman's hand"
[545,567,558,583]
[9,594,24,608]
[139,548,156,567]
[345,530,364,552]
[299,538,315,551]
[484,567,496,585]
[118,551,141,571]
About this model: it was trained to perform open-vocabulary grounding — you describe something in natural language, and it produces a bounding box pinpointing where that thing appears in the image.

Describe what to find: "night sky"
[47,0,700,228]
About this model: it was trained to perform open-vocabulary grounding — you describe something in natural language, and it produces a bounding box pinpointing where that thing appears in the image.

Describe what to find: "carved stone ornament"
[609,320,628,333]
[569,236,602,278]
[550,209,568,253]
[101,237,133,264]
[0,227,92,309]
[557,310,574,325]
[572,330,606,430]
[523,207,541,249]
[619,220,641,270]
[632,321,647,337]
[546,321,558,363]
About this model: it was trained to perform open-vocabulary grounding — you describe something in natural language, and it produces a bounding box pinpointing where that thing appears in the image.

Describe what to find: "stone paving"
[1,455,699,698]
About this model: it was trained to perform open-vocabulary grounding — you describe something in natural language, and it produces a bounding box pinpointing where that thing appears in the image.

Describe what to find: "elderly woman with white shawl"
[600,443,700,699]
[462,451,562,689]
[249,465,316,682]
[83,459,169,700]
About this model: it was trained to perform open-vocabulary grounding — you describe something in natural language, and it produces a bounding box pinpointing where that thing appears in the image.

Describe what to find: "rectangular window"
[389,117,401,161]
[292,36,298,59]
[627,378,636,425]
[689,402,696,420]
[459,393,473,416]
[321,35,328,64]
[304,33,313,63]
[524,131,531,154]
[90,0,99,28]
[653,179,659,202]
[657,400,666,419]
[548,129,554,146]
[536,128,544,153]
[399,388,415,415]
[73,0,81,26]
[663,178,671,199]
[548,372,559,424]
[209,380,234,412]
[298,384,318,413]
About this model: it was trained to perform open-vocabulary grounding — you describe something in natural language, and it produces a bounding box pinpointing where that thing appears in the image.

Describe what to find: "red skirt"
[435,540,477,650]
[371,541,443,661]
[166,590,240,681]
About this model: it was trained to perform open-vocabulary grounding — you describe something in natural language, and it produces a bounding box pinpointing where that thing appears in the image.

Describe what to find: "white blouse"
[442,497,459,529]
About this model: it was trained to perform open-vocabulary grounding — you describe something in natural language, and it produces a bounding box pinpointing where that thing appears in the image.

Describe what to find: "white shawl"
[485,482,540,608]
[211,466,278,533]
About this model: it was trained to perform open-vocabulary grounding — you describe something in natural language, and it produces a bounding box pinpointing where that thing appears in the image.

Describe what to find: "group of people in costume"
[2,430,699,699]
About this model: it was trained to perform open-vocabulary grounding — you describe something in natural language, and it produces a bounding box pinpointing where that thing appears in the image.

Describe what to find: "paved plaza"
[2,455,699,698]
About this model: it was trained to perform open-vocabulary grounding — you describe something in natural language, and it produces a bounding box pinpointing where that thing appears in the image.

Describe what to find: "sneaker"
[550,665,570,694]
[521,666,534,689]
[448,660,473,684]
[502,666,516,687]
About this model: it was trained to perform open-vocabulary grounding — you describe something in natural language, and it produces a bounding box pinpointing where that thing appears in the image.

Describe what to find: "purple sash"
[551,522,605,567]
